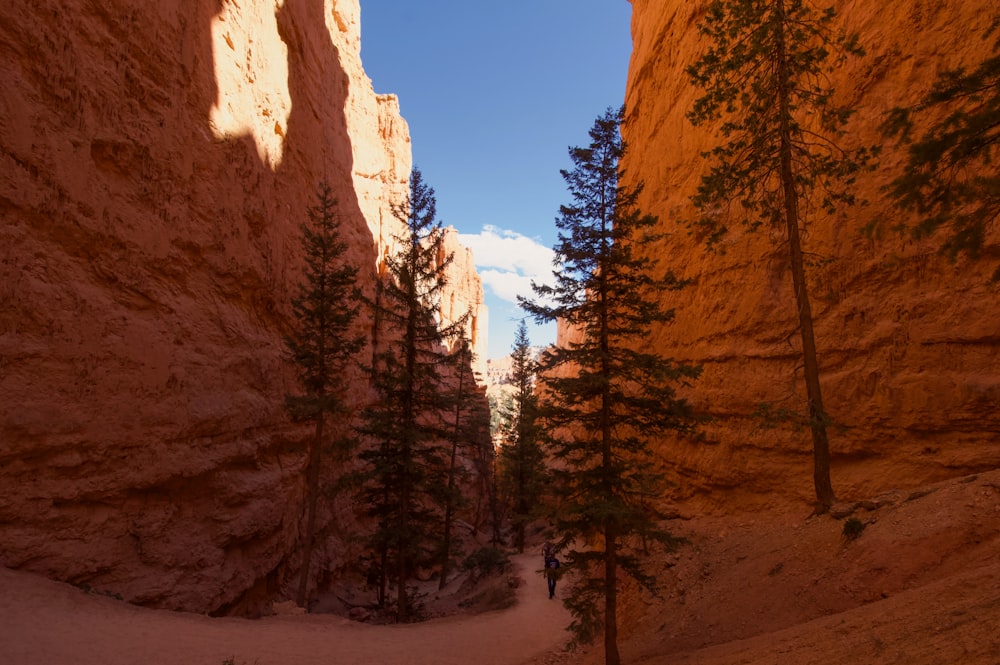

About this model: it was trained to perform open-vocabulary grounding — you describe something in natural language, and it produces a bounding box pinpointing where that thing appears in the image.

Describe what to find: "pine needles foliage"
[881,15,1000,280]
[438,336,490,590]
[520,106,701,665]
[355,167,469,622]
[687,0,876,511]
[284,182,364,607]
[497,320,546,554]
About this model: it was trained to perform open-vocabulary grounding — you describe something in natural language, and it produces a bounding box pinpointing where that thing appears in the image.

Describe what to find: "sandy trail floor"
[7,471,1000,665]
[0,553,571,665]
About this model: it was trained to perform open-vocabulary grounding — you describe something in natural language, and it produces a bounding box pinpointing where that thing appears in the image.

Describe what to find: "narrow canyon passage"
[0,553,571,665]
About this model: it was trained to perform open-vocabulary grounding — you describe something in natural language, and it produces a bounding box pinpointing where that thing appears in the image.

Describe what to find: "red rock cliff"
[0,0,484,613]
[623,0,1000,508]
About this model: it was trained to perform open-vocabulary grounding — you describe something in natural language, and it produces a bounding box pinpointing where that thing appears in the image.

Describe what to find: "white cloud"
[477,269,538,303]
[459,225,555,304]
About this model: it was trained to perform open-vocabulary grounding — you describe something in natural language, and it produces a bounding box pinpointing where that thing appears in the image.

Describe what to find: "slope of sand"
[0,553,570,665]
[575,469,1000,665]
[4,470,1000,665]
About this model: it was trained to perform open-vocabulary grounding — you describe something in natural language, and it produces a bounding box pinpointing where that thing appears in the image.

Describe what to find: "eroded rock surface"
[622,0,1000,508]
[0,0,485,613]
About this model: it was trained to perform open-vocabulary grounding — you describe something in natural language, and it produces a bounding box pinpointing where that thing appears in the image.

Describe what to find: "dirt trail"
[0,553,572,665]
[8,471,998,665]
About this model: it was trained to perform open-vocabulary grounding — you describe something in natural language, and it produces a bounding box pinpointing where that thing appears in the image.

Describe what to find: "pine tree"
[520,106,701,665]
[474,395,497,539]
[438,336,484,590]
[356,167,468,622]
[687,0,876,511]
[481,391,507,545]
[497,320,545,553]
[284,182,364,607]
[882,18,1000,279]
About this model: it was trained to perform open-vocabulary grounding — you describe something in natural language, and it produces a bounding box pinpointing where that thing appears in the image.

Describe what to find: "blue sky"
[359,1,633,359]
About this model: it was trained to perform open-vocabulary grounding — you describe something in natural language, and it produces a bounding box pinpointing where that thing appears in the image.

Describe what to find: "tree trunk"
[599,232,621,665]
[397,445,410,623]
[515,451,527,553]
[378,542,388,607]
[440,358,466,590]
[296,413,324,607]
[398,434,411,622]
[439,449,458,590]
[774,0,836,511]
[397,307,417,623]
[490,457,503,545]
[605,530,620,665]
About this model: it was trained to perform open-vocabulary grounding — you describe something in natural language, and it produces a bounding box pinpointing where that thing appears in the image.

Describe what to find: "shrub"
[842,517,866,540]
[462,547,510,581]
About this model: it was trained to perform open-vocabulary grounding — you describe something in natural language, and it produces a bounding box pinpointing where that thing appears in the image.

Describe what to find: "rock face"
[0,0,485,613]
[440,226,489,374]
[623,0,1000,508]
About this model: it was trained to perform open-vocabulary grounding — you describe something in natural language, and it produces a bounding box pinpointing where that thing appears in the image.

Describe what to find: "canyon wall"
[0,0,484,613]
[623,0,1000,509]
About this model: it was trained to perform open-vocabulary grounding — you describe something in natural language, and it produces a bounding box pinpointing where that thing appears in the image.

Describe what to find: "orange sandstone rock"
[0,0,484,614]
[622,0,1000,509]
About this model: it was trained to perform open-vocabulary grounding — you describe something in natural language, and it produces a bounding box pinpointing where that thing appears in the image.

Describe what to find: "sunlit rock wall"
[623,0,1000,509]
[0,0,484,613]
[440,227,489,376]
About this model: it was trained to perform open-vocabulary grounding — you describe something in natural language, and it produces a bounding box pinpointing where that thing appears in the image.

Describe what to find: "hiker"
[543,544,560,599]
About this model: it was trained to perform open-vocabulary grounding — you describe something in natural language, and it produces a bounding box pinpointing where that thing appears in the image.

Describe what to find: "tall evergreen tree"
[438,336,484,590]
[284,182,364,607]
[520,106,701,665]
[882,18,1000,279]
[497,320,545,553]
[356,167,468,622]
[468,384,499,541]
[687,0,876,511]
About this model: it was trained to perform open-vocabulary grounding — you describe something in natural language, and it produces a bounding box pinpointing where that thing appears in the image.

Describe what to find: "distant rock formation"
[483,347,544,387]
[0,0,484,614]
[623,0,999,508]
[440,226,489,376]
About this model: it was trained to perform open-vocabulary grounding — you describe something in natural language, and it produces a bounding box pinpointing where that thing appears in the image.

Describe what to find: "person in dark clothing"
[544,554,560,599]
